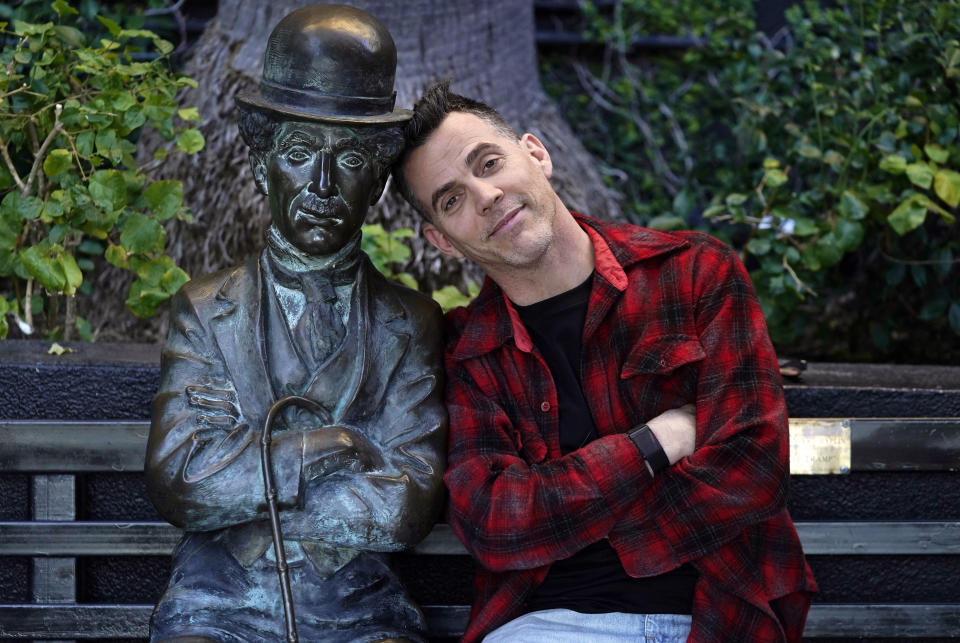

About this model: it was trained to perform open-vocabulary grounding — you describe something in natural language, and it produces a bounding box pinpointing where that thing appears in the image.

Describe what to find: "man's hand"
[302,425,385,481]
[646,403,696,465]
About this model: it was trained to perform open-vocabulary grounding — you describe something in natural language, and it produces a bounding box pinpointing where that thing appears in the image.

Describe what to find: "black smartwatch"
[627,424,670,477]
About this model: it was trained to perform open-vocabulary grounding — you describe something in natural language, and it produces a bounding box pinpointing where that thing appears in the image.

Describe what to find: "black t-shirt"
[514,274,698,615]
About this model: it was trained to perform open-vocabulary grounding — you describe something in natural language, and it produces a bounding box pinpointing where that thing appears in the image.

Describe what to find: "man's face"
[402,112,561,277]
[256,121,382,256]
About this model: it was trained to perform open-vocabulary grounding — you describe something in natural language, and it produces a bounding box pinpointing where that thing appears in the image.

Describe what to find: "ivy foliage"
[361,223,479,312]
[0,0,202,340]
[543,0,960,363]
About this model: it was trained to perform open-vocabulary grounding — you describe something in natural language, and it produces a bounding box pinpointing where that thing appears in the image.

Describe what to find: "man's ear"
[423,222,465,259]
[520,133,553,180]
[250,154,268,196]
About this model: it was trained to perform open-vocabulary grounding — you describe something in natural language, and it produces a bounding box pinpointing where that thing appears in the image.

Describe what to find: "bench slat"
[0,603,958,638]
[1,520,959,556]
[3,418,958,473]
[0,421,148,472]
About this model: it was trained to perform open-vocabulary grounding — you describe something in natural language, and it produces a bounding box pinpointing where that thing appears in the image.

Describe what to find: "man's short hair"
[236,104,404,179]
[392,81,518,221]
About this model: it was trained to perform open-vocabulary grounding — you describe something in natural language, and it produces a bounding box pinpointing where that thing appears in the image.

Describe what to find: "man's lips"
[488,206,522,238]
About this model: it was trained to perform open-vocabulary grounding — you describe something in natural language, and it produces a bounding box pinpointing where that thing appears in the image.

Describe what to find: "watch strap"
[627,424,670,476]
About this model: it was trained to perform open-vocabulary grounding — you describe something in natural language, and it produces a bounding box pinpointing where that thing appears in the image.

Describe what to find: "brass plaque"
[789,419,851,475]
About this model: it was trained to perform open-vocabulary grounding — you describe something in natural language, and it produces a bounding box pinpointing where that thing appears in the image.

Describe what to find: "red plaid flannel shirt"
[442,214,816,642]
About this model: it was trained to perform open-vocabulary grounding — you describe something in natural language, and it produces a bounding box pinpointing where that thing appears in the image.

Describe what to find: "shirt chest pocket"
[618,335,705,409]
[620,335,706,377]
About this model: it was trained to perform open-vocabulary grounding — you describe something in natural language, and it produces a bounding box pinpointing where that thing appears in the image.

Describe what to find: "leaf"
[153,38,174,56]
[1,192,43,221]
[125,279,170,318]
[47,342,73,355]
[796,143,822,159]
[765,169,788,187]
[725,193,747,206]
[177,107,200,122]
[43,149,73,177]
[791,217,818,237]
[917,296,950,321]
[906,163,934,189]
[887,197,927,235]
[176,129,205,154]
[949,303,960,336]
[934,169,960,208]
[160,266,190,293]
[52,25,85,47]
[96,15,122,37]
[885,263,906,286]
[104,243,129,269]
[119,212,166,254]
[746,238,771,255]
[144,180,183,221]
[51,0,79,17]
[879,155,907,174]
[75,315,93,341]
[20,245,66,292]
[88,169,127,212]
[911,264,927,288]
[647,215,687,231]
[925,144,950,164]
[838,191,869,220]
[835,220,864,252]
[58,252,82,295]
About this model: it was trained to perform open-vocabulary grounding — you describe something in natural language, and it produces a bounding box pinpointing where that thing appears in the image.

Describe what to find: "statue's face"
[256,121,382,256]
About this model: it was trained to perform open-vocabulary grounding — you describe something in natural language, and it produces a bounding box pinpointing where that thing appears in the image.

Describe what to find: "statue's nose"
[309,151,334,198]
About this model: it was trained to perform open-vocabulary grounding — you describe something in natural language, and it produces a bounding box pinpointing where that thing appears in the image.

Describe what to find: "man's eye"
[339,153,364,169]
[481,158,499,173]
[443,194,460,212]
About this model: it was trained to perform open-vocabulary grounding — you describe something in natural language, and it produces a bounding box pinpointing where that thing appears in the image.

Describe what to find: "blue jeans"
[482,609,692,642]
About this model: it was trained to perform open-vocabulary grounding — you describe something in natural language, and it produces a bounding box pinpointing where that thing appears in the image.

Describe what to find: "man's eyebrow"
[464,142,502,168]
[429,143,504,214]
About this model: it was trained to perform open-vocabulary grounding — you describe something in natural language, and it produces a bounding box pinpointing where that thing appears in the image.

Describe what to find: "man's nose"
[475,179,503,215]
[308,151,334,198]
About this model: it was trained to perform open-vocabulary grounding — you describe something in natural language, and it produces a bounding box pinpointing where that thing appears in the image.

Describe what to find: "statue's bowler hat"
[236,4,411,124]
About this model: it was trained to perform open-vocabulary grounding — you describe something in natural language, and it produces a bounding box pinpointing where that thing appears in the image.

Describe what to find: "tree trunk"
[91,0,618,341]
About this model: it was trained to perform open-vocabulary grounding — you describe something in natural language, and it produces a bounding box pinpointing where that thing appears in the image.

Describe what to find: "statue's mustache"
[295,190,344,217]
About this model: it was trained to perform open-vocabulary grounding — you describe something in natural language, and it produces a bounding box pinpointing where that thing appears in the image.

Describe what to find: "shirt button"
[540,401,551,412]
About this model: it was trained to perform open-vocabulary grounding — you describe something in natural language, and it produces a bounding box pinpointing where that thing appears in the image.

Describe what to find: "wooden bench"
[1,418,959,640]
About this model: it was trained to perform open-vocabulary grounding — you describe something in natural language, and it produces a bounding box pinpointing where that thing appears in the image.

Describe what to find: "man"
[145,7,446,642]
[393,82,816,642]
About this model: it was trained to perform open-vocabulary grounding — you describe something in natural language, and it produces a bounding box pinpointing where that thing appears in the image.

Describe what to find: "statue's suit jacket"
[145,250,446,639]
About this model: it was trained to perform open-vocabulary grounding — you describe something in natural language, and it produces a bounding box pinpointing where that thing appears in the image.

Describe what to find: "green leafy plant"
[361,223,419,290]
[0,0,203,340]
[703,0,960,360]
[361,223,479,312]
[544,0,960,363]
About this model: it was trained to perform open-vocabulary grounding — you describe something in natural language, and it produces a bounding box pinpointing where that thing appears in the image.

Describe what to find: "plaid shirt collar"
[450,213,689,360]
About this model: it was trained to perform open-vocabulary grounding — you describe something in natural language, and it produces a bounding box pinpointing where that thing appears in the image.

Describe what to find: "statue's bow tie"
[272,266,355,303]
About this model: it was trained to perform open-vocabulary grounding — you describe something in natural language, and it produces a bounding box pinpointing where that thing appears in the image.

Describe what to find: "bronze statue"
[145,6,447,642]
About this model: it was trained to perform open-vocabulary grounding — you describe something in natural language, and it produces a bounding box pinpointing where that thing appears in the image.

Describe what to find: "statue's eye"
[339,152,365,169]
[287,149,310,163]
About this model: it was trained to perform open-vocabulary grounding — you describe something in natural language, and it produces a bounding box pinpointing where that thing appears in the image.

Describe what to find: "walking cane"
[261,395,331,643]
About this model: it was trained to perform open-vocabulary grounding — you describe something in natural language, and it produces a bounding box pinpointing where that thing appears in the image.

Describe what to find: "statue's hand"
[186,385,241,429]
[302,425,385,481]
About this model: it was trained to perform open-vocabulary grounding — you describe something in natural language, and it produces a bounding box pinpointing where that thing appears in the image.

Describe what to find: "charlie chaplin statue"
[145,5,446,642]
